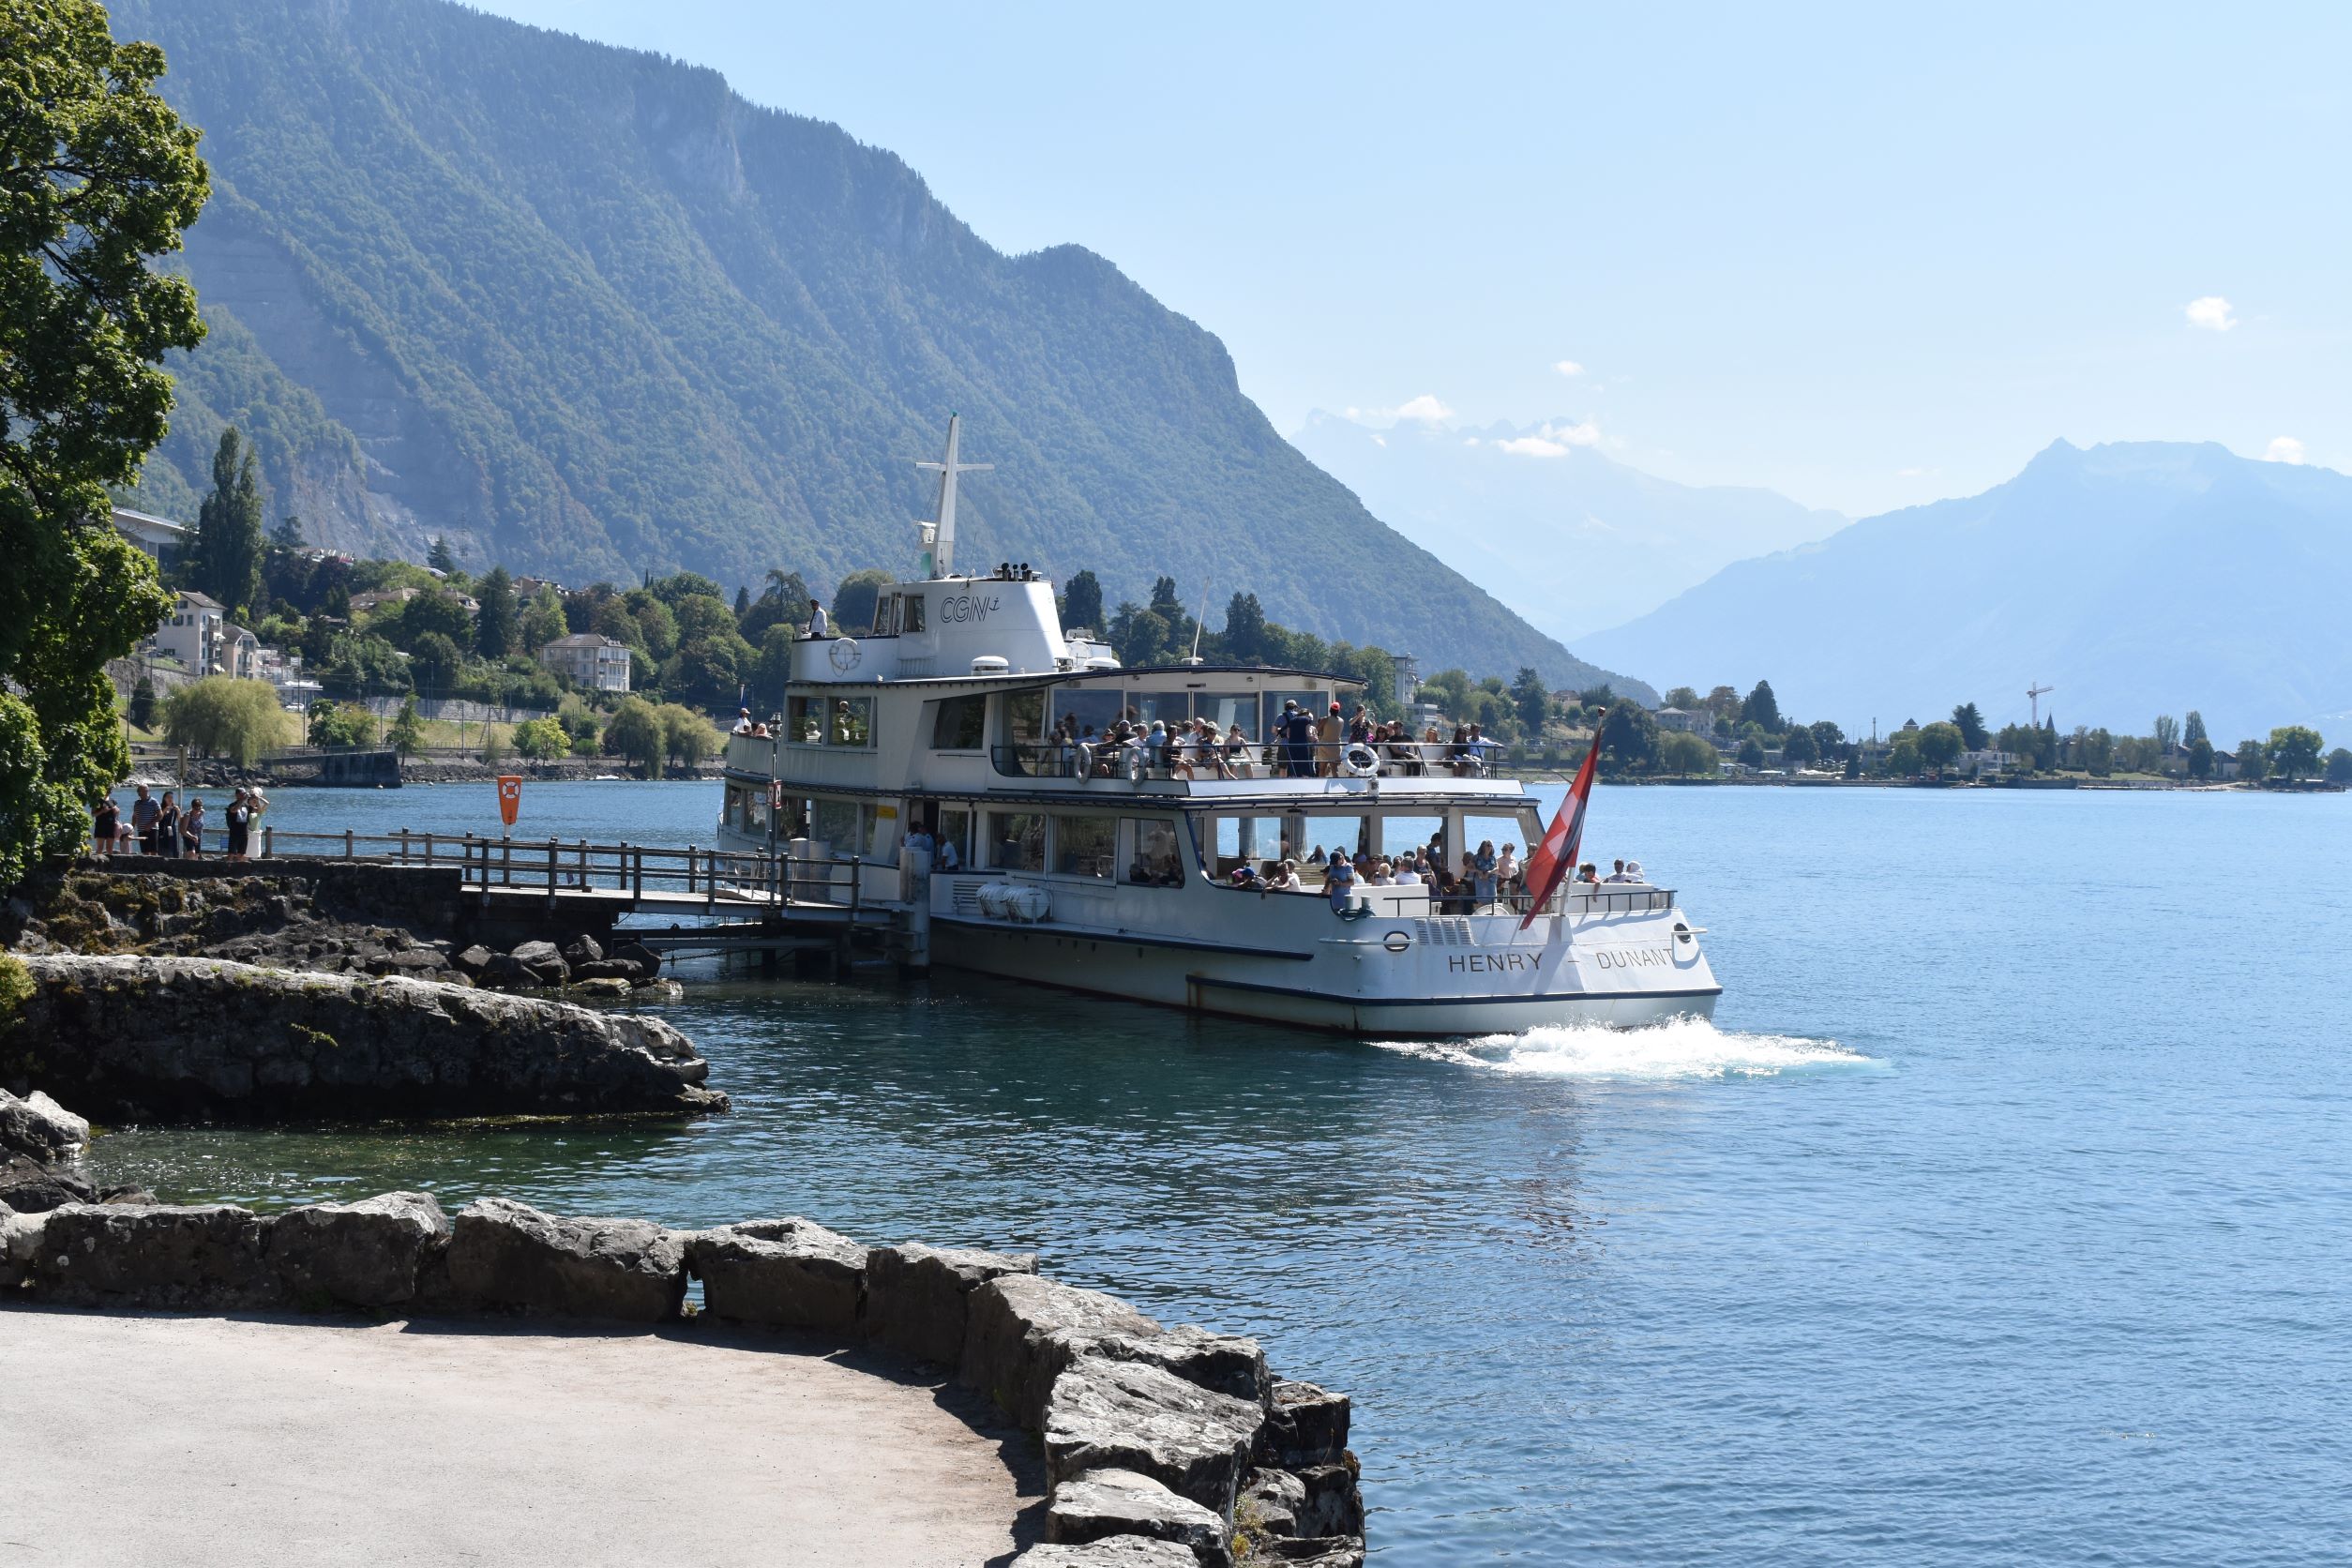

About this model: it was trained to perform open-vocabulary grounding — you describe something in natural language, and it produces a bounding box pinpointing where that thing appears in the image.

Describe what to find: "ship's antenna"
[913,413,992,579]
[1187,583,1212,664]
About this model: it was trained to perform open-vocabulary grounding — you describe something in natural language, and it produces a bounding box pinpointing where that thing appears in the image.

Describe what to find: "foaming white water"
[1375,1016,1871,1080]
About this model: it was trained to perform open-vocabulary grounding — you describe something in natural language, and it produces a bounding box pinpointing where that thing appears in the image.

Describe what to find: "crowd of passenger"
[1039,701,1498,782]
[89,781,266,861]
[1218,836,1648,914]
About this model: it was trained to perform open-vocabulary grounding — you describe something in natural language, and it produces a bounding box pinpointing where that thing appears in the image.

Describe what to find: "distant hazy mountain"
[103,0,1639,692]
[1290,411,1844,641]
[1577,439,2352,742]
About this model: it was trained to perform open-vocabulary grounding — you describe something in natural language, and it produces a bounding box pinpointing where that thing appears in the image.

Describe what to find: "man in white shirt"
[807,598,829,639]
[1604,858,1636,883]
[1393,862,1421,885]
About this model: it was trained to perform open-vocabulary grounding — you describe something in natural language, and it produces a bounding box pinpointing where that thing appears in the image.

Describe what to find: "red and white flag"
[1519,709,1604,930]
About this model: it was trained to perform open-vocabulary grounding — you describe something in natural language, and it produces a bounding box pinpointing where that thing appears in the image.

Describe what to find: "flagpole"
[1519,707,1606,932]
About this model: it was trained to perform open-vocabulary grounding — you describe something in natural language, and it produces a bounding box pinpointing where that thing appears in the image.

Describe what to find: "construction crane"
[2028,682,2056,727]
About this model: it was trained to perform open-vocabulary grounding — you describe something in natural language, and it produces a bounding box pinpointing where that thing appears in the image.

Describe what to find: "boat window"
[1055,814,1117,879]
[785,695,825,745]
[1460,811,1541,871]
[812,797,864,856]
[1005,689,1045,746]
[1194,692,1261,743]
[1294,814,1370,886]
[1124,816,1186,887]
[871,596,897,637]
[1206,813,1293,882]
[1378,813,1443,862]
[1123,690,1185,731]
[989,811,1047,872]
[936,807,972,870]
[931,694,988,750]
[829,696,874,747]
[901,595,925,633]
[1051,688,1123,741]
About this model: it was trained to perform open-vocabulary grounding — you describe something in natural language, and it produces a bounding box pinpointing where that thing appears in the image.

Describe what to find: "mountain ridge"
[1576,438,2352,741]
[106,0,1648,697]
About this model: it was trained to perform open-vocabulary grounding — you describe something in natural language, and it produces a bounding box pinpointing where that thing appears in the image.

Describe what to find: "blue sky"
[475,1,2346,519]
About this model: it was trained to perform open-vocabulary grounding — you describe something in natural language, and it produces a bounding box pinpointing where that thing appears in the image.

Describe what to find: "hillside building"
[537,632,632,692]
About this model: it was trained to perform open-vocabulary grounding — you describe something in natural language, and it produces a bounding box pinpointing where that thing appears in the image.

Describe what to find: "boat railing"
[991,740,1496,783]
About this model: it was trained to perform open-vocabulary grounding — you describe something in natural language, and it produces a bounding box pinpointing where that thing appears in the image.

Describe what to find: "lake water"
[86,779,2352,1564]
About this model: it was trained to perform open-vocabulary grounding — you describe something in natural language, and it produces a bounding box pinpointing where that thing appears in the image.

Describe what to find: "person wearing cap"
[1323,849,1357,912]
[1278,699,1314,777]
[1316,701,1343,776]
[733,708,756,734]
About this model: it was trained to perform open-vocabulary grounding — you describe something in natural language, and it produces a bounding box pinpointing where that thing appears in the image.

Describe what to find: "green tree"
[604,696,666,777]
[270,513,304,551]
[1510,668,1549,736]
[1918,720,1965,775]
[1809,719,1847,760]
[740,567,811,642]
[1781,724,1818,768]
[831,568,893,634]
[2266,725,2323,781]
[751,623,796,709]
[1596,703,1658,776]
[1704,686,1741,730]
[306,699,370,748]
[192,427,265,620]
[0,5,207,886]
[2183,710,2208,747]
[1951,701,1988,750]
[1217,590,1266,663]
[2187,736,2214,778]
[128,675,158,731]
[386,695,424,758]
[475,565,520,657]
[376,589,475,655]
[1663,686,1701,712]
[1883,734,1922,777]
[427,535,456,573]
[1061,570,1105,632]
[1736,735,1766,770]
[2234,738,2268,781]
[160,677,289,767]
[1657,731,1718,777]
[2325,748,2352,785]
[2153,715,2180,754]
[520,585,567,652]
[511,716,569,760]
[658,702,720,768]
[409,630,462,691]
[1741,680,1782,734]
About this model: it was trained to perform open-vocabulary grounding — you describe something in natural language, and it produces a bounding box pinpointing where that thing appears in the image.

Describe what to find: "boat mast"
[914,414,992,579]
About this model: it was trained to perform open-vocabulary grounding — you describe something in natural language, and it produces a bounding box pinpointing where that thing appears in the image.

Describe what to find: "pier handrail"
[252,826,869,912]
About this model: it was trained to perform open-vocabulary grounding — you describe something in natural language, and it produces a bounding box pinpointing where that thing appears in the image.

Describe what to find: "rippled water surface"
[87,780,2352,1563]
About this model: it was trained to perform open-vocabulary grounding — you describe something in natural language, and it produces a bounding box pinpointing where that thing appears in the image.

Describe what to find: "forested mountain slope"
[108,0,1640,692]
[1577,440,2352,741]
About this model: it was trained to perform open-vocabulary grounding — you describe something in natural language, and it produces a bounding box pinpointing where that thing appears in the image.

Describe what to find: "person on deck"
[1316,703,1343,776]
[1605,859,1635,883]
[225,789,252,862]
[1323,852,1357,911]
[1278,700,1315,777]
[807,599,829,640]
[129,784,158,855]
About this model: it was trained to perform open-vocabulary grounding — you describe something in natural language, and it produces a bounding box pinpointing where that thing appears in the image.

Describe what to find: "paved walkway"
[0,1307,1037,1566]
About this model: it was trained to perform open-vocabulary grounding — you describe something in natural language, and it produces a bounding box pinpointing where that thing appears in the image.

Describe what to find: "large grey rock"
[962,1273,1163,1429]
[1256,1380,1350,1468]
[1044,1355,1264,1518]
[444,1197,685,1321]
[1240,1468,1307,1537]
[611,940,661,977]
[686,1217,866,1333]
[1048,1468,1230,1567]
[0,1089,88,1162]
[1,1207,47,1287]
[1013,1541,1201,1567]
[865,1242,1037,1367]
[452,944,493,976]
[1,1152,94,1214]
[32,1202,278,1309]
[268,1191,449,1306]
[1292,1466,1364,1539]
[560,934,603,967]
[1088,1325,1269,1408]
[11,955,725,1120]
[508,941,566,985]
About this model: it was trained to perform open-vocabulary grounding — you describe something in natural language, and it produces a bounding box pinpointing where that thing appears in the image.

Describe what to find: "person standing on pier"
[180,796,206,858]
[226,789,252,862]
[153,792,180,859]
[130,784,158,855]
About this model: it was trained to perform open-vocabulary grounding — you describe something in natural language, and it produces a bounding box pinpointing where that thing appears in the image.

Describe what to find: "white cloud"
[1392,394,1453,423]
[2263,436,2305,464]
[2185,295,2236,332]
[1461,437,1480,446]
[1495,420,1603,459]
[1552,359,1584,377]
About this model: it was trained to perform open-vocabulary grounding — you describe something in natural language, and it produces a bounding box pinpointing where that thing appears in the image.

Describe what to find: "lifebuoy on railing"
[1118,748,1145,784]
[1341,742,1381,777]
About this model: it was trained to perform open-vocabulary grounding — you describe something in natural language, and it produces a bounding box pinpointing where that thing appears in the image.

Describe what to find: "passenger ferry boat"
[716,419,1720,1036]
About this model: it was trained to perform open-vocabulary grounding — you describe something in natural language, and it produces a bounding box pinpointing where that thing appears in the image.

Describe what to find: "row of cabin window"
[925,687,1338,756]
[785,695,875,748]
[987,813,1185,885]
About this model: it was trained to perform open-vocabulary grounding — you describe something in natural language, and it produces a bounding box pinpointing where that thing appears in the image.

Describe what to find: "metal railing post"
[344,828,354,860]
[400,827,411,864]
[545,836,557,907]
[262,824,273,858]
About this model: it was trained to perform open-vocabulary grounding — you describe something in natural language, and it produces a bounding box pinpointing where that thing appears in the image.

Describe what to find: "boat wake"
[1373,1017,1872,1080]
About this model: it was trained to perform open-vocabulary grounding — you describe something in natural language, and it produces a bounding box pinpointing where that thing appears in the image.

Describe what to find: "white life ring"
[1341,742,1381,777]
[1117,747,1145,783]
[827,637,862,672]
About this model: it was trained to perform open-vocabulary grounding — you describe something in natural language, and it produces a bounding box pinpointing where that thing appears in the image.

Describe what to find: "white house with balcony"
[151,591,224,673]
[537,632,632,692]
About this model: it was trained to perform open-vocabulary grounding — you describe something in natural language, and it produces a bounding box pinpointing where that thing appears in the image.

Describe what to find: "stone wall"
[3,955,724,1122]
[1,1191,1366,1567]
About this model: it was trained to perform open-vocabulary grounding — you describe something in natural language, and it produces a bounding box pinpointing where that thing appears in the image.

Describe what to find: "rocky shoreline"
[2,1170,1367,1566]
